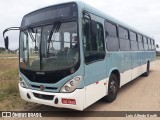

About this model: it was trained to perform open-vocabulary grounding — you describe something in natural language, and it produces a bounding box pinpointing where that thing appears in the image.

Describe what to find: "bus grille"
[31,85,58,91]
[33,93,54,100]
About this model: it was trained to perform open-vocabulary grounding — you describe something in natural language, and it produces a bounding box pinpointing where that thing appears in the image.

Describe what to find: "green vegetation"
[0,47,6,53]
[0,58,29,111]
[0,54,18,57]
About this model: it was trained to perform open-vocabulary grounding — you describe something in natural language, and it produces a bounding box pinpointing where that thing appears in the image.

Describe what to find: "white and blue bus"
[3,1,156,110]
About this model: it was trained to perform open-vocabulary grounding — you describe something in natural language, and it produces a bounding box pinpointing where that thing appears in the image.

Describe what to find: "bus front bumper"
[19,84,85,111]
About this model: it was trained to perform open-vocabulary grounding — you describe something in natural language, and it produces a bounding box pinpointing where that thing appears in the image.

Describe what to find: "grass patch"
[0,58,18,74]
[0,83,18,101]
[0,54,18,57]
[0,58,30,111]
[0,82,18,101]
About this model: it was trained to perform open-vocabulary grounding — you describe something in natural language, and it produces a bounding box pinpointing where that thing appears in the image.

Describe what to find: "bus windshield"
[19,21,79,71]
[21,3,78,27]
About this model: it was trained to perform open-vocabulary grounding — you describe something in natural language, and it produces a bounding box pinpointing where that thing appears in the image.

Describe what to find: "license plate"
[61,98,76,105]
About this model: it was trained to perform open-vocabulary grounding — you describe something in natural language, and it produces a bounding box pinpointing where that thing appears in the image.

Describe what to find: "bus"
[3,1,156,111]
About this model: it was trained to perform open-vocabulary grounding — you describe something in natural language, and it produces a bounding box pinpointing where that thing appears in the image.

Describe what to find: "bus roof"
[24,0,154,40]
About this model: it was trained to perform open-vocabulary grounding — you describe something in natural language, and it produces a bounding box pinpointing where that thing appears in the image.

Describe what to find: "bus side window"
[83,18,105,64]
[105,21,119,51]
[148,38,151,50]
[130,31,138,51]
[118,27,130,51]
[137,34,144,50]
[151,39,154,50]
[143,36,148,51]
[152,40,155,50]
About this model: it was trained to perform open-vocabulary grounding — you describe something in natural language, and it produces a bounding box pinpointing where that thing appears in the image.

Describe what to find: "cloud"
[0,0,160,49]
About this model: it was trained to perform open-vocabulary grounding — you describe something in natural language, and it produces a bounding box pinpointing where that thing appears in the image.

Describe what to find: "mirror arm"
[83,11,91,21]
[3,27,21,50]
[3,27,21,39]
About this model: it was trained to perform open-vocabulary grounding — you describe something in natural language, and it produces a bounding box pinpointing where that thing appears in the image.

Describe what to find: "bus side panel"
[131,51,140,80]
[106,52,122,78]
[119,52,132,86]
[106,52,132,87]
[85,78,108,108]
[84,60,107,108]
[141,51,148,74]
[150,51,156,69]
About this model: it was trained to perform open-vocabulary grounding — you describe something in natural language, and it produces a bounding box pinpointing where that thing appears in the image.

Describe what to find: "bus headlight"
[19,77,28,88]
[60,76,82,93]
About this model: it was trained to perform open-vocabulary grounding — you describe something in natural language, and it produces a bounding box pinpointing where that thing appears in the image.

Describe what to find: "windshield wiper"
[24,27,36,42]
[47,21,61,53]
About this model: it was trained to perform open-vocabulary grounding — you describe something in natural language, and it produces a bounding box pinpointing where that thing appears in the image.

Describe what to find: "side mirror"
[3,27,21,50]
[156,44,159,48]
[4,36,9,50]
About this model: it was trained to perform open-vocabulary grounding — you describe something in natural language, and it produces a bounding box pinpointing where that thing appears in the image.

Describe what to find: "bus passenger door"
[82,17,107,108]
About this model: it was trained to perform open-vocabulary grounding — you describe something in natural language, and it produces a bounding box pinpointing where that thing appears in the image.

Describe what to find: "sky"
[0,0,160,50]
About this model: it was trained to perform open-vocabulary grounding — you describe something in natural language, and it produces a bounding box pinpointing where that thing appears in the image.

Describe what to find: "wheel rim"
[110,80,117,95]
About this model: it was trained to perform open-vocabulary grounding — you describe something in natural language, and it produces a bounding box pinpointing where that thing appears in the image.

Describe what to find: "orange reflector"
[62,98,76,105]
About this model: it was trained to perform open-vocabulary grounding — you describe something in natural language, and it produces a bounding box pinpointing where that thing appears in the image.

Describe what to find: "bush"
[156,51,160,56]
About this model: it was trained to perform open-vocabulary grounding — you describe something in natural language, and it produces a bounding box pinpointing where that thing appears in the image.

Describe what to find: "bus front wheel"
[103,74,119,102]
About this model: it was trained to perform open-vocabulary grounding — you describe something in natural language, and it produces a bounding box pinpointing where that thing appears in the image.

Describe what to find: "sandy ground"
[1,60,160,120]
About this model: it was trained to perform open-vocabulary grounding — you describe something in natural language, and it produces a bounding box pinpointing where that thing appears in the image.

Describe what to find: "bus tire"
[103,74,119,102]
[143,63,150,77]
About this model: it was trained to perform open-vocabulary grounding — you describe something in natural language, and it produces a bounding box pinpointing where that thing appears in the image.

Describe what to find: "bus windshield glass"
[19,21,79,71]
[21,3,78,27]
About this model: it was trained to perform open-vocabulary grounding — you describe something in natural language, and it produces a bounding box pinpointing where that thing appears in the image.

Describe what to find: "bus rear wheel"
[103,74,119,102]
[143,62,150,77]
